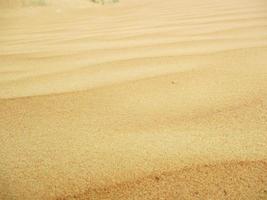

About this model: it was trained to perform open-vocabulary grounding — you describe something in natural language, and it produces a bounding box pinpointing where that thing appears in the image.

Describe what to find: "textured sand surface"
[0,0,267,199]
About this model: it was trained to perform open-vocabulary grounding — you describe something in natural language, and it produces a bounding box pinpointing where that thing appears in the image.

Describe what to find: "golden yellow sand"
[0,0,267,199]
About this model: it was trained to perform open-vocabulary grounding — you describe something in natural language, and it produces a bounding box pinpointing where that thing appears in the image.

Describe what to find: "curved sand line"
[0,0,267,199]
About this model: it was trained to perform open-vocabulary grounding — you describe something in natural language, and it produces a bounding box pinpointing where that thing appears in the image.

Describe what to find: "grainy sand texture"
[0,0,267,199]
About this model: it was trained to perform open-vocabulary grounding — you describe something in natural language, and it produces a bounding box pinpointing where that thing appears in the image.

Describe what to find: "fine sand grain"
[0,0,267,199]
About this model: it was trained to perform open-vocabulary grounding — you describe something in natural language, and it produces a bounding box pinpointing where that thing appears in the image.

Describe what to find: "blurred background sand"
[0,0,267,199]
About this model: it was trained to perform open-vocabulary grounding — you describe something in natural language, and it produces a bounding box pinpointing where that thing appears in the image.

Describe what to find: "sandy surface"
[0,0,267,199]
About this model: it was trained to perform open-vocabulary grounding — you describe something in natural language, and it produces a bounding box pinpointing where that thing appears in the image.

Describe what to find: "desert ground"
[0,0,267,199]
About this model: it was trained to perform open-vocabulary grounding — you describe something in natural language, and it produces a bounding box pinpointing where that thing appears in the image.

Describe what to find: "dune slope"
[0,0,267,199]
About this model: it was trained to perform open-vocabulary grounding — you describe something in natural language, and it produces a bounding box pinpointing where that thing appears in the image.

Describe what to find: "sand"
[0,0,267,199]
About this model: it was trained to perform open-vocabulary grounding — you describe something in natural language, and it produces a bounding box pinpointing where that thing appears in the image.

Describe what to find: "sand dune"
[0,0,267,199]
